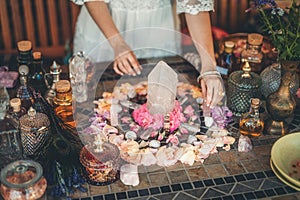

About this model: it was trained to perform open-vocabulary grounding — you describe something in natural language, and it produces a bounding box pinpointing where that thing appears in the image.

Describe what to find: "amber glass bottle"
[239,98,264,137]
[53,80,75,127]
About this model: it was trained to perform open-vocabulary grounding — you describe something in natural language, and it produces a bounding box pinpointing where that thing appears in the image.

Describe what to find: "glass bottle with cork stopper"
[241,33,264,73]
[29,52,47,95]
[16,40,32,71]
[7,98,26,128]
[217,40,236,79]
[239,98,264,137]
[227,61,262,116]
[53,80,76,127]
[0,87,23,167]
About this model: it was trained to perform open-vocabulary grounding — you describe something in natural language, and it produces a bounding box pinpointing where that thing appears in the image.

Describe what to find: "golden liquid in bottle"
[239,118,264,137]
[53,80,76,128]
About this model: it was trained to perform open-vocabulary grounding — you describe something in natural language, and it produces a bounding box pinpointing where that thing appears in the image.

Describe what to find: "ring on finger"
[219,91,225,96]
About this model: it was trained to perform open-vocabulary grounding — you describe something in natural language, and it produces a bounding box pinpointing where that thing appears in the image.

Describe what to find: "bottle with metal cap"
[16,65,34,112]
[0,160,47,200]
[227,61,262,116]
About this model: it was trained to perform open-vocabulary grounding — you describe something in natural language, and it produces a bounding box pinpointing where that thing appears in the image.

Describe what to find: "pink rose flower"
[166,134,179,146]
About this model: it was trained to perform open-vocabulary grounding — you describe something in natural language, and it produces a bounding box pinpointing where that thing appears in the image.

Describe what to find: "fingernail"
[137,71,141,75]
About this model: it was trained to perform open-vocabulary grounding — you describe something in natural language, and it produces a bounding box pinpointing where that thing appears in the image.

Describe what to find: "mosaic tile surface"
[67,57,300,200]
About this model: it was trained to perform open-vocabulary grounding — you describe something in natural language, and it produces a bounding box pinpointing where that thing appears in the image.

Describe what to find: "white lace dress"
[72,0,214,62]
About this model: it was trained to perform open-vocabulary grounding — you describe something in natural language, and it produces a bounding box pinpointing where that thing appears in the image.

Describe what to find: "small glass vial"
[0,96,22,168]
[17,40,32,70]
[239,98,264,137]
[16,65,34,112]
[7,98,26,128]
[53,80,76,127]
[217,41,236,79]
[241,33,264,73]
[0,160,47,200]
[227,61,262,116]
[29,52,47,94]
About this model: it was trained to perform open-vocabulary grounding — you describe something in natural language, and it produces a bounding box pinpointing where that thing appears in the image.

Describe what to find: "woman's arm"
[178,0,225,108]
[72,1,141,76]
[185,12,216,73]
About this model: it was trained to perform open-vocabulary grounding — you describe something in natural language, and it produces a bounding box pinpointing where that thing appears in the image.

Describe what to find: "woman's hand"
[199,72,226,108]
[112,42,142,76]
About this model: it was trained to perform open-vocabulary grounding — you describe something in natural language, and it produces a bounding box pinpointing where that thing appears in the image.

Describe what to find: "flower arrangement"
[250,0,300,61]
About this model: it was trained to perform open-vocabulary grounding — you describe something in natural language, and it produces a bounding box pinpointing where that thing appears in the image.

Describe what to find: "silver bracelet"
[197,71,221,83]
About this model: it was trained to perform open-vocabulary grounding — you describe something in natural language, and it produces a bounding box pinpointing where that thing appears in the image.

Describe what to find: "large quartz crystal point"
[147,61,178,115]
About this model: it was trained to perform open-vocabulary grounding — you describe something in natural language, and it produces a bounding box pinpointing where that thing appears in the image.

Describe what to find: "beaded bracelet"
[197,70,221,83]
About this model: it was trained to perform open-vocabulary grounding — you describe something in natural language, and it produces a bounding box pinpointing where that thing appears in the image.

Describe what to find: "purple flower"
[253,0,277,7]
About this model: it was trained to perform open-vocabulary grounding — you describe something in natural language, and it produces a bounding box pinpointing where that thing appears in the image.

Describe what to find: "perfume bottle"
[53,80,76,127]
[44,61,61,106]
[217,41,236,79]
[241,33,264,73]
[16,65,34,112]
[227,61,262,116]
[29,52,47,94]
[239,98,264,137]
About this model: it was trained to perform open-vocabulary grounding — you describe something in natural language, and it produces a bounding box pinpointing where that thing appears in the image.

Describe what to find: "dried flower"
[250,0,300,60]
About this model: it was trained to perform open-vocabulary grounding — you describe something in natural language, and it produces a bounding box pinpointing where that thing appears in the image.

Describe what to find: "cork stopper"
[224,41,235,48]
[251,98,260,108]
[33,52,42,60]
[10,98,21,113]
[17,40,32,52]
[248,33,263,46]
[55,80,71,93]
[241,61,251,78]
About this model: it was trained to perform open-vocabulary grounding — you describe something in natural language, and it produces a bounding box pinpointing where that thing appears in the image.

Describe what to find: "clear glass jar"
[80,142,120,186]
[239,98,264,137]
[0,160,47,200]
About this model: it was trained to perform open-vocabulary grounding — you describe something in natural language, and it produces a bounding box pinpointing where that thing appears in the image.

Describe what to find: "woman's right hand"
[112,39,142,76]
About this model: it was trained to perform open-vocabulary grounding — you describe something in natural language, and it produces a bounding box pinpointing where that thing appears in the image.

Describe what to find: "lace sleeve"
[70,0,110,6]
[177,0,214,15]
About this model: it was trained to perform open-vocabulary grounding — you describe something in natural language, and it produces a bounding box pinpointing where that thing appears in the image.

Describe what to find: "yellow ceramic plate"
[271,132,300,187]
[270,159,300,191]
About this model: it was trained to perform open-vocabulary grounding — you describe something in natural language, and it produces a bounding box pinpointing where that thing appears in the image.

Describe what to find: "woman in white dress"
[71,0,225,108]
